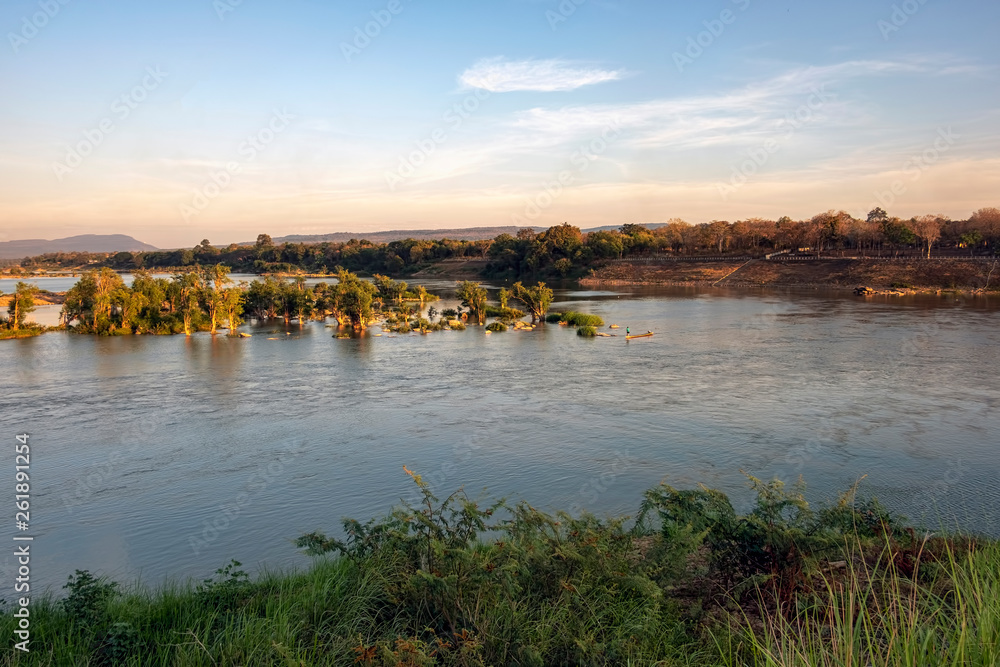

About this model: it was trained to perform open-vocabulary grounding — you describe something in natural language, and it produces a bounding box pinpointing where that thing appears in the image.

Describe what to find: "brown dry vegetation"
[584,258,999,290]
[410,257,490,279]
[581,260,747,285]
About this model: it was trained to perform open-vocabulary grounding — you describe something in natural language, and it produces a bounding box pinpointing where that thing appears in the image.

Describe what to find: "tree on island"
[456,281,488,324]
[5,282,38,331]
[511,281,554,323]
[221,286,245,335]
[113,287,147,333]
[168,273,204,336]
[373,274,407,305]
[330,268,378,329]
[62,268,126,331]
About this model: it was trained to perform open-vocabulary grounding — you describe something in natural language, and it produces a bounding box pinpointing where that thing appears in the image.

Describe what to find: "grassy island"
[4,474,997,666]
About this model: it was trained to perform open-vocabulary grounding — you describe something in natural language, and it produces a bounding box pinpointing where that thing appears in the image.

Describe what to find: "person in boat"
[626,327,630,336]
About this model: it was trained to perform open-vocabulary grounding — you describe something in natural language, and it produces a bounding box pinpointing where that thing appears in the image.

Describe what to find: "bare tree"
[911,215,944,259]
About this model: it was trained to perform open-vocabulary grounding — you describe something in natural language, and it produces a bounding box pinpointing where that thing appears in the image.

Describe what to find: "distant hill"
[0,234,157,259]
[255,223,669,246]
[258,227,536,245]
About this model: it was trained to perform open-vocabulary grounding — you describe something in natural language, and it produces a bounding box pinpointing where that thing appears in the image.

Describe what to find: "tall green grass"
[546,311,605,327]
[724,538,1000,667]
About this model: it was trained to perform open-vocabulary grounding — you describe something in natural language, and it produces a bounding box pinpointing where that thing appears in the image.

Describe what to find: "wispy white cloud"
[393,57,993,189]
[458,57,625,92]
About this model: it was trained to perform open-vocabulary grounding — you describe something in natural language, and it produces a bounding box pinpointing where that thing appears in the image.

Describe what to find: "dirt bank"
[581,258,999,291]
[0,291,65,306]
[410,258,489,279]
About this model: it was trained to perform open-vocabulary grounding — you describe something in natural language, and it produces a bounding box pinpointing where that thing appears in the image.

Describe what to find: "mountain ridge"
[0,234,157,259]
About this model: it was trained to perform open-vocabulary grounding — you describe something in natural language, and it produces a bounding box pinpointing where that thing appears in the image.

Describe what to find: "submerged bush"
[577,325,597,337]
[549,311,605,327]
[485,321,507,332]
[486,305,526,322]
[565,312,604,327]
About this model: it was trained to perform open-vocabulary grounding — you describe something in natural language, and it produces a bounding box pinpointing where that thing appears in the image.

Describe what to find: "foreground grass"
[3,474,997,666]
[725,539,1000,666]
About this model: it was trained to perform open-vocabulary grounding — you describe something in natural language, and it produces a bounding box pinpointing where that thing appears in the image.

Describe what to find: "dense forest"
[57,265,560,336]
[11,207,1000,281]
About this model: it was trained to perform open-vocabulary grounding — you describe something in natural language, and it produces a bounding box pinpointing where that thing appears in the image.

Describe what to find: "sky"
[1,0,998,249]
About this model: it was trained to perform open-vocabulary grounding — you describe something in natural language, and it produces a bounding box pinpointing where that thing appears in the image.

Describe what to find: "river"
[2,282,998,591]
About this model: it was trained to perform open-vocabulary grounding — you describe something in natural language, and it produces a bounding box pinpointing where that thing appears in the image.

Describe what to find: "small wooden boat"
[625,331,654,340]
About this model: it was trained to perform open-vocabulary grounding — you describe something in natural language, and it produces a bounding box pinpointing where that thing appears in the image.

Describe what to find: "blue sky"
[1,0,998,248]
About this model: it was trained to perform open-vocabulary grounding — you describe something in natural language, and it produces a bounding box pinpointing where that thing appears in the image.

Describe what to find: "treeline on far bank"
[11,206,1000,282]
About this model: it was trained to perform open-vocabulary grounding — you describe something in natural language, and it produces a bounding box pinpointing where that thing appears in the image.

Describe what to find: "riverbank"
[4,475,995,666]
[582,257,1000,293]
[0,324,47,339]
[0,290,65,307]
[410,257,490,279]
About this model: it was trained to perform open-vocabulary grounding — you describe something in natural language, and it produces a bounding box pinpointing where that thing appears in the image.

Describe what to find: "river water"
[2,283,998,592]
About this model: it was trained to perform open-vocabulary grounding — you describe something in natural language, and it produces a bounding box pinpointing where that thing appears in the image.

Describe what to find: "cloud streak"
[459,57,625,92]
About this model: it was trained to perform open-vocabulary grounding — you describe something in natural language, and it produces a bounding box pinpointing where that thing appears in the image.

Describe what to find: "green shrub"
[486,305,526,322]
[94,622,141,666]
[545,312,563,323]
[196,559,253,613]
[564,312,604,327]
[577,325,597,337]
[63,570,119,628]
[485,322,507,332]
[450,321,466,331]
[297,472,671,665]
